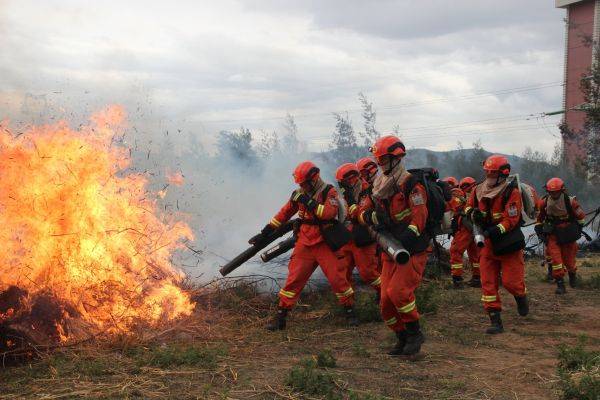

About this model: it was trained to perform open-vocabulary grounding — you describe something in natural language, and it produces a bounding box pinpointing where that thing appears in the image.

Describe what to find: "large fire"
[0,106,195,346]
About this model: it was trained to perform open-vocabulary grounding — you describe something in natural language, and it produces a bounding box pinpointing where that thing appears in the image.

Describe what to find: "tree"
[282,113,301,154]
[257,131,280,159]
[330,112,360,164]
[217,126,258,168]
[358,92,379,147]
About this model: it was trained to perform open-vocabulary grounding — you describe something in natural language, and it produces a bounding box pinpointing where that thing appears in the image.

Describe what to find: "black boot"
[485,311,504,334]
[514,295,529,316]
[555,279,567,295]
[546,265,553,282]
[387,330,407,356]
[266,308,288,331]
[374,291,381,305]
[345,306,359,327]
[402,320,425,355]
[452,276,464,289]
[468,275,481,288]
[568,272,577,288]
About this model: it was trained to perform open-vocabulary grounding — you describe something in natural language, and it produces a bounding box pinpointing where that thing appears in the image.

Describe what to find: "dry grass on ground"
[1,257,599,400]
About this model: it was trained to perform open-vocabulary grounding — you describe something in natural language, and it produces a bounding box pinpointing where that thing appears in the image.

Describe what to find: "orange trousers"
[379,251,428,332]
[278,241,354,309]
[449,225,480,278]
[546,234,578,279]
[343,242,381,293]
[480,242,526,312]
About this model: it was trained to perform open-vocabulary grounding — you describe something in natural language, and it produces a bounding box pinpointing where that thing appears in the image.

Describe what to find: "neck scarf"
[372,161,410,200]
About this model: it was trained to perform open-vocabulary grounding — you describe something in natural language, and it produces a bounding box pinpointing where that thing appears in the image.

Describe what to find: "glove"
[291,191,318,211]
[483,225,502,240]
[249,224,275,245]
[534,224,543,235]
[398,228,418,251]
[339,185,356,205]
[450,217,459,234]
[471,208,485,225]
[362,209,389,227]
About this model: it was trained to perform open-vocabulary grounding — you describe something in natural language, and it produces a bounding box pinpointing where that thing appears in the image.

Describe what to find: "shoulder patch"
[508,203,518,217]
[411,192,425,206]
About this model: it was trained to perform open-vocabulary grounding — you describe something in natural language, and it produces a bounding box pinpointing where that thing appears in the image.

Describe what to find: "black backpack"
[405,168,448,234]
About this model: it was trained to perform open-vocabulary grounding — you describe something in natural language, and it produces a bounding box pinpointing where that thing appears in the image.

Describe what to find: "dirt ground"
[1,256,599,400]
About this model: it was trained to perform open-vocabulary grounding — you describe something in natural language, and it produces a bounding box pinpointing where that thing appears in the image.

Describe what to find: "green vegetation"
[557,338,600,400]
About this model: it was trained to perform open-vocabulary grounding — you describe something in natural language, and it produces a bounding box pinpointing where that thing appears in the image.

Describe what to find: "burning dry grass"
[0,106,194,351]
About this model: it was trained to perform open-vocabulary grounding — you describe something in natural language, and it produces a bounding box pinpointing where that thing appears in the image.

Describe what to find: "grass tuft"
[286,357,337,398]
[557,338,600,400]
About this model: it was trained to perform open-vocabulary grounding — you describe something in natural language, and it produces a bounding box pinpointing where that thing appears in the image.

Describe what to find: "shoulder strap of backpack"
[403,174,418,198]
[501,178,518,209]
[563,192,576,220]
[321,184,333,203]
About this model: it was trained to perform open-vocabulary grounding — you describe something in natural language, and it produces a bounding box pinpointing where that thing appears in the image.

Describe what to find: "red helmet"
[293,161,320,184]
[370,135,406,159]
[356,157,378,174]
[545,177,565,192]
[441,176,458,188]
[335,163,359,182]
[459,177,476,191]
[483,154,510,176]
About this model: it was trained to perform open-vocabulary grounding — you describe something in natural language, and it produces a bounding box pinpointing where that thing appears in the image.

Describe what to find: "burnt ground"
[0,256,599,400]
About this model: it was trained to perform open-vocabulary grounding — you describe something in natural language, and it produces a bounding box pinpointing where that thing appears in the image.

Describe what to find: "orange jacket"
[536,195,585,227]
[359,177,428,238]
[466,184,522,234]
[270,185,341,246]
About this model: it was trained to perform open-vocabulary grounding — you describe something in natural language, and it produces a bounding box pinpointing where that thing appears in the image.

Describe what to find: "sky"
[0,0,568,155]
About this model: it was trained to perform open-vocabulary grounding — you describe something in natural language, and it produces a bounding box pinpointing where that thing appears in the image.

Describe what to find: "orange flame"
[0,105,195,339]
[167,170,185,186]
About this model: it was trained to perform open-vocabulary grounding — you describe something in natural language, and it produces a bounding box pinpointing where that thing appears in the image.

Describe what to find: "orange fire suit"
[536,196,585,279]
[359,178,429,332]
[448,187,480,278]
[269,186,354,309]
[466,185,526,312]
[342,180,381,293]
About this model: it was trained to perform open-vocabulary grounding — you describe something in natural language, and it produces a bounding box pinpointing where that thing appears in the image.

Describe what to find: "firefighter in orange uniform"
[448,177,481,288]
[466,155,528,334]
[263,161,357,330]
[359,135,429,356]
[535,178,586,294]
[335,163,382,300]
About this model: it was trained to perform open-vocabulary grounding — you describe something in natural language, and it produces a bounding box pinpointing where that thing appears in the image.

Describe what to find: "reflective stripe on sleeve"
[481,295,497,302]
[370,276,381,287]
[394,209,412,222]
[385,317,398,326]
[407,225,420,236]
[348,204,357,214]
[316,204,325,218]
[270,218,282,228]
[451,263,463,270]
[497,224,506,234]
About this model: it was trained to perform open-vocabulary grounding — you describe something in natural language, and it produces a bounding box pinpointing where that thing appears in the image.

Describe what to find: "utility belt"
[542,218,581,245]
[388,221,430,255]
[483,221,525,256]
[298,218,351,251]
